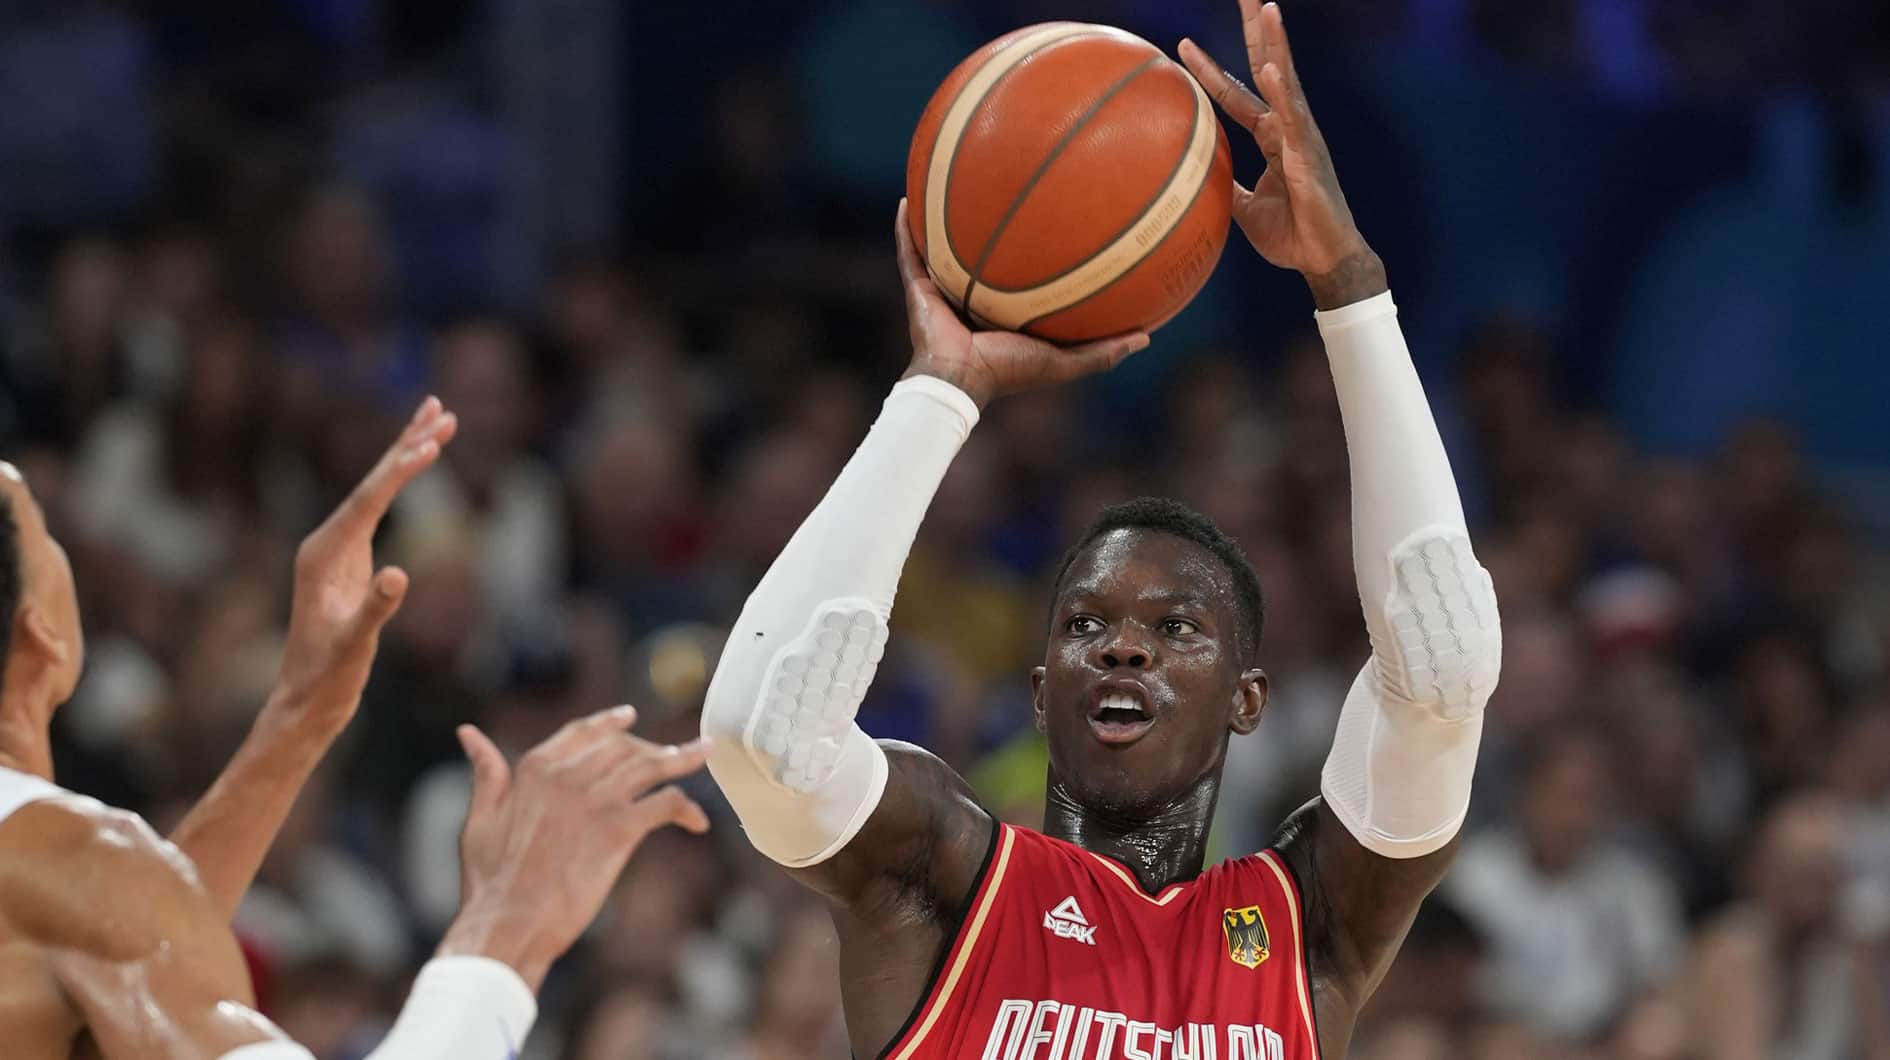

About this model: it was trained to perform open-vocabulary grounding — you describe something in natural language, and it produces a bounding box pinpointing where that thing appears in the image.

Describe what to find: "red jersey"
[881,823,1322,1060]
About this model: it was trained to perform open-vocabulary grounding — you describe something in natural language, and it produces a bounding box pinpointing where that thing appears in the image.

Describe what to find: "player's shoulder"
[1197,845,1303,899]
[0,795,205,958]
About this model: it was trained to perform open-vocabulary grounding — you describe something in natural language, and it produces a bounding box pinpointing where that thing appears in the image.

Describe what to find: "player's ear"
[17,603,69,667]
[1230,668,1267,735]
[1030,667,1048,733]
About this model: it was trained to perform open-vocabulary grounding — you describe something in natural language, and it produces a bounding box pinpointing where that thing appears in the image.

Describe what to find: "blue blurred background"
[2,1,1888,1058]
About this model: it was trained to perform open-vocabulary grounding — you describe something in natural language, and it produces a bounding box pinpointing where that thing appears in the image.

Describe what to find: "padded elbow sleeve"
[1321,527,1500,858]
[1375,527,1502,718]
[702,599,892,867]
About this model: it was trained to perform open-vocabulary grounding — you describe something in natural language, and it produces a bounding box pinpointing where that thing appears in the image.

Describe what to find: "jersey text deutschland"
[981,999,1290,1060]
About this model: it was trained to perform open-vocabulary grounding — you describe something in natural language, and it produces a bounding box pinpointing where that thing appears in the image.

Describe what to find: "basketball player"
[0,400,710,1058]
[700,3,1501,1057]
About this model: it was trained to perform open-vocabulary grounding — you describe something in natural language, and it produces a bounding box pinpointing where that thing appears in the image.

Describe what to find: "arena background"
[2,1,1889,1057]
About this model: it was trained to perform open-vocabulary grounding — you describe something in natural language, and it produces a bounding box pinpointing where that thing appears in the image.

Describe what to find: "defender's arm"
[171,399,458,918]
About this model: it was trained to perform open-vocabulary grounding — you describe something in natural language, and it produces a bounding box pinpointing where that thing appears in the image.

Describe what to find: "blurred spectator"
[725,900,849,1060]
[1684,791,1879,1060]
[392,316,566,630]
[1445,728,1685,1039]
[68,313,269,587]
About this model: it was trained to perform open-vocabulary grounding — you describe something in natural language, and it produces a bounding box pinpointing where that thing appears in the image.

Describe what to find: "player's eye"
[1162,618,1200,637]
[1066,615,1102,635]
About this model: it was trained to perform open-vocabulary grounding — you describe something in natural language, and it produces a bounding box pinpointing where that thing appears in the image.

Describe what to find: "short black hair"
[0,494,17,684]
[1050,497,1264,666]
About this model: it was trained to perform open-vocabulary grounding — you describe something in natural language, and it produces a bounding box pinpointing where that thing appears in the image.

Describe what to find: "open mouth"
[1088,690,1155,745]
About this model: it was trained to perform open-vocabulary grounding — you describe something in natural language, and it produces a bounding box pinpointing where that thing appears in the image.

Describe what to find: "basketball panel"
[976,62,1199,291]
[1023,128,1234,342]
[942,33,1162,288]
[906,23,1078,267]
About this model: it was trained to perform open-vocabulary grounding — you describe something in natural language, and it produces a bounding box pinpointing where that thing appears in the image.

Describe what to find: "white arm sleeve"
[1317,292,1502,859]
[219,956,535,1060]
[362,956,537,1059]
[701,376,978,867]
[221,1045,316,1059]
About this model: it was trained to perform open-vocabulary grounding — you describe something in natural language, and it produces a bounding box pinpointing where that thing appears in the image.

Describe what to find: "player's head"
[1032,497,1267,819]
[0,464,84,719]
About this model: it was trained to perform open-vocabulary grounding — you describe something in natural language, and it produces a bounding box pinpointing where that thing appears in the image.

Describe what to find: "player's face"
[1032,529,1266,818]
[0,465,84,704]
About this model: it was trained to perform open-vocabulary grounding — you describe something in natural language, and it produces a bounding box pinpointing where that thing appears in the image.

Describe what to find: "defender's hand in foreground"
[441,707,710,991]
[895,198,1148,408]
[1179,0,1388,308]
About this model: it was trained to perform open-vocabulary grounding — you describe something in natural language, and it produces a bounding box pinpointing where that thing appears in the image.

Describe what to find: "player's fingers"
[1178,40,1267,133]
[1237,0,1269,83]
[1259,64,1308,143]
[458,724,512,819]
[1029,332,1150,386]
[894,198,929,292]
[578,703,641,737]
[601,739,710,802]
[327,402,457,539]
[343,566,409,643]
[632,785,712,836]
[1254,111,1285,162]
[1231,180,1257,216]
[1261,2,1305,98]
[535,703,639,762]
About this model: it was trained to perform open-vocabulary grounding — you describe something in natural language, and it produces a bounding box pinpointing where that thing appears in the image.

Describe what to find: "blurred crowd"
[3,1,1889,1059]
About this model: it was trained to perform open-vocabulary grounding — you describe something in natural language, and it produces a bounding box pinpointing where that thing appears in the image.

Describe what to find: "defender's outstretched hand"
[276,396,458,727]
[1179,0,1387,308]
[170,396,458,919]
[442,706,709,991]
[896,198,1148,408]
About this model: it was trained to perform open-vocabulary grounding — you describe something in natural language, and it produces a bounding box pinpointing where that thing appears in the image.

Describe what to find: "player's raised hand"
[442,706,710,990]
[1179,0,1387,307]
[895,197,1148,408]
[271,397,458,730]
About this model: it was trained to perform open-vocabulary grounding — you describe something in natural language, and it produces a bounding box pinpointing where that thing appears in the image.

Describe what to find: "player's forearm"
[1314,289,1501,858]
[1320,290,1468,597]
[701,375,978,866]
[168,693,343,918]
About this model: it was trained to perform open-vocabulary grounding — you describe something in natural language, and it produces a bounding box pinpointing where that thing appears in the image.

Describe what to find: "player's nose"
[1091,621,1156,670]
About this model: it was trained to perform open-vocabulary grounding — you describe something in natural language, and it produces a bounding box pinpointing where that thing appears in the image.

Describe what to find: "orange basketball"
[906,23,1235,344]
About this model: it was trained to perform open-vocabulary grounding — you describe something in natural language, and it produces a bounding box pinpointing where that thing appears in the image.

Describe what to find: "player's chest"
[985,882,1306,1017]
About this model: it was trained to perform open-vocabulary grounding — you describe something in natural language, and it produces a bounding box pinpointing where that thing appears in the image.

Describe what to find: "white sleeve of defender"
[1316,292,1501,859]
[221,1044,317,1060]
[701,376,978,867]
[219,956,535,1060]
[361,956,537,1059]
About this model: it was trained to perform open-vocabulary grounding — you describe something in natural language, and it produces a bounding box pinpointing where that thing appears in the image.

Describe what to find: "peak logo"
[1044,896,1097,945]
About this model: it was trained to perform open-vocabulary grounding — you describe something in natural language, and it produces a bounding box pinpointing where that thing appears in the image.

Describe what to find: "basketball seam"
[1028,122,1217,334]
[959,53,1164,313]
[934,28,1087,304]
[977,71,1206,297]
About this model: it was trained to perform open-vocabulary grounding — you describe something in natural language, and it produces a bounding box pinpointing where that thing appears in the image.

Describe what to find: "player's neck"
[1043,772,1220,894]
[0,711,53,781]
[0,676,56,781]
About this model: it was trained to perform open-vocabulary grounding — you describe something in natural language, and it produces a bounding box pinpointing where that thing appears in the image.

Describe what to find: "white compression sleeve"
[1317,292,1502,858]
[362,956,537,1059]
[221,1044,316,1059]
[221,956,535,1059]
[701,376,978,866]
